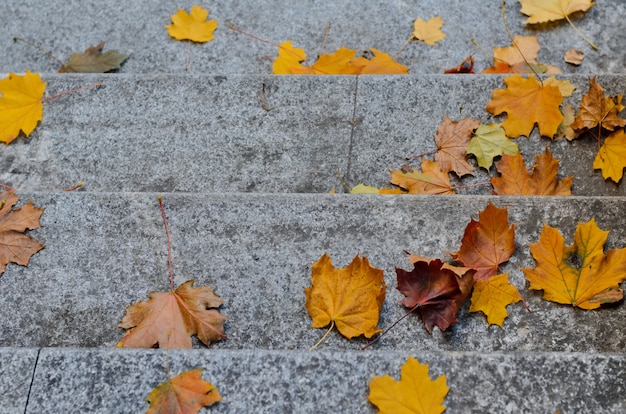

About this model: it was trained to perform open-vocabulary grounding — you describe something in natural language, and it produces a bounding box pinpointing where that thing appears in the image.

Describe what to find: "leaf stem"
[563,12,597,50]
[319,20,332,57]
[158,195,175,291]
[406,148,437,161]
[501,0,542,87]
[184,40,191,72]
[228,24,310,67]
[361,303,419,350]
[13,36,65,67]
[395,36,413,61]
[0,183,17,192]
[309,320,334,351]
[60,182,83,192]
[335,170,351,193]
[41,83,102,103]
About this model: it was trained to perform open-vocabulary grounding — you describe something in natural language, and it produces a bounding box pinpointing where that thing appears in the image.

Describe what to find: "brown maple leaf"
[444,56,474,74]
[492,148,573,196]
[396,259,463,333]
[571,77,626,135]
[146,369,220,414]
[451,203,516,281]
[58,42,128,73]
[390,159,455,195]
[0,190,45,276]
[118,280,227,349]
[486,74,564,138]
[523,218,626,309]
[433,115,480,176]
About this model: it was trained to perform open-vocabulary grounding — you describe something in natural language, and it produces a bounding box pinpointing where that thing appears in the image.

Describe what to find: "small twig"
[395,36,413,61]
[406,148,437,161]
[0,183,17,192]
[41,83,102,103]
[361,303,419,350]
[60,182,83,192]
[470,38,492,59]
[158,196,175,291]
[335,170,351,193]
[184,40,191,72]
[228,24,310,67]
[260,83,275,111]
[13,36,65,67]
[309,321,335,350]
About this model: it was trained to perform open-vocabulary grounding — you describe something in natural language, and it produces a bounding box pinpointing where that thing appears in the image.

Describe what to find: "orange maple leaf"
[571,77,626,135]
[305,253,386,341]
[390,159,455,195]
[491,148,573,195]
[0,71,46,144]
[523,218,626,309]
[469,273,522,327]
[412,16,446,46]
[451,203,516,281]
[166,6,218,43]
[433,115,480,176]
[368,356,449,414]
[146,369,220,414]
[0,190,45,276]
[593,129,626,183]
[482,35,560,74]
[350,49,408,74]
[486,74,564,138]
[118,280,227,349]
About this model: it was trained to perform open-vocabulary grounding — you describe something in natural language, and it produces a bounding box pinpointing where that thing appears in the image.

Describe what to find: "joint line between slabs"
[23,348,41,414]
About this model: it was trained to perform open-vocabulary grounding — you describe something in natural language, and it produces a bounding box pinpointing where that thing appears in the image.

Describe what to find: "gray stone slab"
[0,348,38,414]
[349,74,626,195]
[2,193,626,351]
[26,348,626,413]
[0,74,354,193]
[1,0,624,75]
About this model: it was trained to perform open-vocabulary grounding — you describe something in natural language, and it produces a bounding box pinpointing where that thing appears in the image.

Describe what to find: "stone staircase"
[1,0,625,412]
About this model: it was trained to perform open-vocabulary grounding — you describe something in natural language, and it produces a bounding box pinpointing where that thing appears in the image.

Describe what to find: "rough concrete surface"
[1,74,625,195]
[1,0,624,75]
[26,348,626,413]
[0,348,38,414]
[1,193,626,352]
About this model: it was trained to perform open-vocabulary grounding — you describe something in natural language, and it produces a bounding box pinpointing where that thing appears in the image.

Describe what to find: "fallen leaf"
[0,71,45,144]
[273,41,307,74]
[520,0,594,24]
[469,273,522,327]
[571,77,626,135]
[292,46,362,75]
[451,203,516,281]
[412,16,446,46]
[368,356,449,414]
[492,148,573,195]
[305,253,386,339]
[565,49,585,65]
[118,280,227,349]
[350,49,408,75]
[396,259,463,333]
[350,184,404,194]
[444,56,475,74]
[146,369,220,414]
[467,123,519,169]
[544,76,575,97]
[481,36,560,74]
[556,102,577,140]
[593,129,626,183]
[486,74,564,138]
[433,115,481,176]
[166,5,218,43]
[390,159,455,195]
[0,190,45,276]
[523,218,626,309]
[58,42,128,73]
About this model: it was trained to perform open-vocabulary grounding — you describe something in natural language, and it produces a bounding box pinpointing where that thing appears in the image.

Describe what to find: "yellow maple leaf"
[486,75,564,138]
[350,49,409,75]
[273,41,307,74]
[0,71,45,144]
[469,273,522,327]
[368,356,449,414]
[520,0,594,24]
[305,253,386,342]
[350,184,405,194]
[166,6,218,43]
[146,369,220,414]
[593,129,626,183]
[390,159,455,195]
[523,218,626,309]
[292,46,361,75]
[412,17,446,46]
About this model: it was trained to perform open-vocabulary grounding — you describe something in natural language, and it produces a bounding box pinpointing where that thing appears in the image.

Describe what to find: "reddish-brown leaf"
[451,203,516,281]
[0,190,44,276]
[396,259,463,333]
[572,77,626,135]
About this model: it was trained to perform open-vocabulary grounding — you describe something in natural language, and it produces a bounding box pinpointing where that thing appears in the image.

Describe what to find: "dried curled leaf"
[565,49,585,65]
[166,5,218,43]
[0,71,45,144]
[58,42,128,73]
[0,190,45,276]
[146,369,220,414]
[368,356,449,414]
[523,219,626,309]
[305,253,386,339]
[118,280,227,349]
